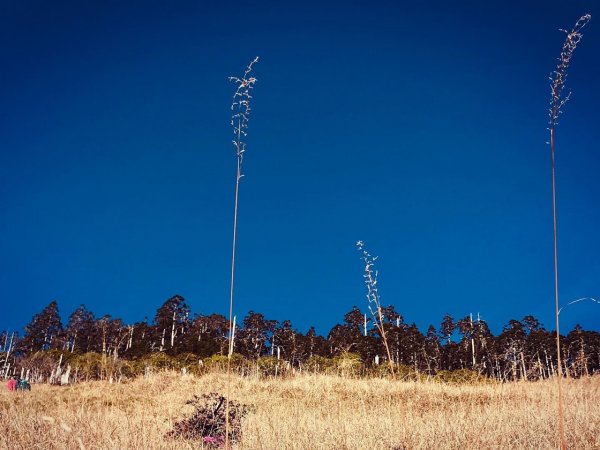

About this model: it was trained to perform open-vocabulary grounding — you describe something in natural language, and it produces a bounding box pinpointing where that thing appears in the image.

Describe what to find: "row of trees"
[2,296,599,382]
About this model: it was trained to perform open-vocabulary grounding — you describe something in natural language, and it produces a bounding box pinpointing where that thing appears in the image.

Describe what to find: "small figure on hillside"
[6,376,17,392]
[17,378,31,391]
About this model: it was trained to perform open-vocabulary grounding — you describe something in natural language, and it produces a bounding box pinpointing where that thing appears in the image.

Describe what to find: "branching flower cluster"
[230,57,259,170]
[356,241,382,323]
[549,14,591,128]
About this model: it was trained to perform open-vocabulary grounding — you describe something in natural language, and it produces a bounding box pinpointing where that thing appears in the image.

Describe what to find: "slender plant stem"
[357,242,395,378]
[546,15,591,448]
[225,56,258,450]
[550,126,566,450]
[225,155,242,450]
[377,308,395,378]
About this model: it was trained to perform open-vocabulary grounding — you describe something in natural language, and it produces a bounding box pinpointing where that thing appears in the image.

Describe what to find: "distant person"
[17,378,31,391]
[6,376,17,392]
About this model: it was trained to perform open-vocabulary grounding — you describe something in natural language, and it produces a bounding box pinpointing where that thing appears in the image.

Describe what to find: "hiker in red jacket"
[6,377,17,391]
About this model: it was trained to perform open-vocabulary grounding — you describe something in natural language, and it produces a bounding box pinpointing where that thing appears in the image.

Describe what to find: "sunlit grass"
[1,372,599,449]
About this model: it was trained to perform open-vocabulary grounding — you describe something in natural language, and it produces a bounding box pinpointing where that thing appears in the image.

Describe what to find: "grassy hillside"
[1,373,599,449]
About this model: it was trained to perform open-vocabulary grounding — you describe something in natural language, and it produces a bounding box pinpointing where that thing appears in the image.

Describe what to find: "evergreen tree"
[124,319,154,357]
[525,324,555,380]
[401,323,426,370]
[237,311,276,359]
[18,300,63,354]
[182,313,229,357]
[440,313,455,345]
[327,307,366,356]
[154,295,190,353]
[273,320,298,363]
[88,315,126,357]
[424,324,441,374]
[64,304,95,353]
[497,319,527,381]
[299,326,328,360]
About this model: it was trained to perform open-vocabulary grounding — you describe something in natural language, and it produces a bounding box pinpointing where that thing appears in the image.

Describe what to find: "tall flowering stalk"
[356,241,395,377]
[226,57,258,449]
[547,14,590,450]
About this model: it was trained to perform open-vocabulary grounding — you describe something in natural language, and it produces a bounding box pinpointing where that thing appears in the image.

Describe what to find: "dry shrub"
[166,393,251,446]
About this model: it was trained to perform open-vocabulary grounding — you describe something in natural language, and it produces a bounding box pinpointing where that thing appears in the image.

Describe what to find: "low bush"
[166,393,251,446]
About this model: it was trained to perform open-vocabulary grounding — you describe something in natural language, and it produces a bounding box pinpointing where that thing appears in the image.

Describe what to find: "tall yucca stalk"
[547,14,590,450]
[226,56,259,449]
[356,241,395,377]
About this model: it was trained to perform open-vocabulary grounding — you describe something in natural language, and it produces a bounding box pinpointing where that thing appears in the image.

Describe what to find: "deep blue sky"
[1,0,599,337]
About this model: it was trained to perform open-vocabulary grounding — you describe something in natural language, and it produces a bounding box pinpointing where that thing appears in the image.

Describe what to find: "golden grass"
[1,372,599,449]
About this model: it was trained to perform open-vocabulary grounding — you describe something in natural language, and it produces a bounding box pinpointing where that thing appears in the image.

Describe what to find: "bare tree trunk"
[171,311,176,348]
[127,326,134,351]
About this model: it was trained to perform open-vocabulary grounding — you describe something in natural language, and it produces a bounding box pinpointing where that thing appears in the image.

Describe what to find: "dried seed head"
[230,57,259,167]
[549,14,591,128]
[356,241,381,311]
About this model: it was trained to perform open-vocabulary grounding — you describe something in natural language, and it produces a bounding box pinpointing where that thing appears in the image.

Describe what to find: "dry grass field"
[1,372,599,450]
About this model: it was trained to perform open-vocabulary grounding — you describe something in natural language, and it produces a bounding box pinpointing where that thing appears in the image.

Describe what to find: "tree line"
[1,296,599,382]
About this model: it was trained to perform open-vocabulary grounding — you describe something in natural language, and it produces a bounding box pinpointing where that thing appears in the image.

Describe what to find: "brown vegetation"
[1,371,599,449]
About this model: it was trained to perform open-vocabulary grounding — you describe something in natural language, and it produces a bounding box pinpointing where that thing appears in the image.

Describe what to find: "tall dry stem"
[547,13,591,450]
[226,56,259,449]
[356,241,395,377]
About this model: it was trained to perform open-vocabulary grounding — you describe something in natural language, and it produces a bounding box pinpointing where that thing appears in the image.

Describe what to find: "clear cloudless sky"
[1,0,599,337]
